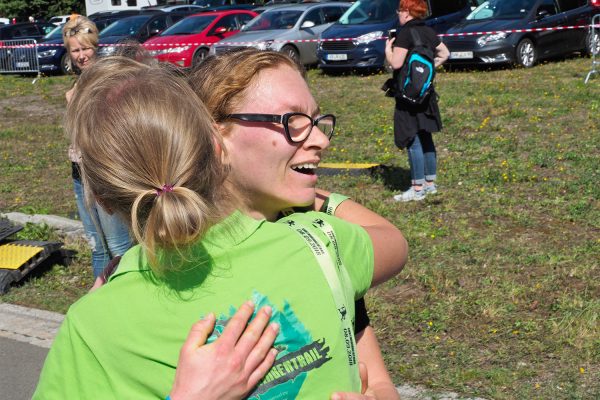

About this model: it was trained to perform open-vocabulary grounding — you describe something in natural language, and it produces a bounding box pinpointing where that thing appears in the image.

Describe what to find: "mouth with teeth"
[291,162,319,175]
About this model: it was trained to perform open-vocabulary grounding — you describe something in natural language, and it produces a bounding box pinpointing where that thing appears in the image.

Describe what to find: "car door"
[556,0,589,51]
[530,0,567,58]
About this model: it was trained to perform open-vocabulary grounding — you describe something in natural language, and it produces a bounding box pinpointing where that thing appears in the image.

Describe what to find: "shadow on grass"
[318,164,412,191]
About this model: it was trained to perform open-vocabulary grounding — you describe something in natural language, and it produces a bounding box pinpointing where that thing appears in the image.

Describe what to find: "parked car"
[36,23,70,74]
[316,0,482,72]
[210,2,351,64]
[48,15,70,26]
[192,0,262,8]
[143,5,207,13]
[443,0,600,68]
[90,10,161,32]
[0,22,55,41]
[98,12,188,56]
[145,10,257,67]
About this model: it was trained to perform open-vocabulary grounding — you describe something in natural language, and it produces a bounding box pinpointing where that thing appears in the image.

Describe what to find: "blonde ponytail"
[67,56,233,276]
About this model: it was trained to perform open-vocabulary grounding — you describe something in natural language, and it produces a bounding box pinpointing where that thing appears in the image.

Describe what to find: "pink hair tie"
[155,184,174,196]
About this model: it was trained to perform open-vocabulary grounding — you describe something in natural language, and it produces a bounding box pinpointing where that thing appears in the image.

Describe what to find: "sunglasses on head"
[66,27,93,36]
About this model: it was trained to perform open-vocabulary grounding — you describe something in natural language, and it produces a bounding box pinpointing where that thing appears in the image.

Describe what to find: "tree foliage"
[0,0,84,21]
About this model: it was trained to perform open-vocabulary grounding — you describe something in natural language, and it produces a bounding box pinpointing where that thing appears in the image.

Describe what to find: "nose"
[303,124,330,151]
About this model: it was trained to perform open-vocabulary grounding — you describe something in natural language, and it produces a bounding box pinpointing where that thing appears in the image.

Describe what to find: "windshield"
[244,10,303,31]
[160,15,216,35]
[44,24,64,40]
[193,0,227,7]
[339,0,397,25]
[100,16,148,37]
[466,0,537,20]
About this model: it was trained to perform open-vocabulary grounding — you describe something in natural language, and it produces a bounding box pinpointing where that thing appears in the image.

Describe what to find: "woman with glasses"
[385,0,449,202]
[34,53,406,399]
[189,48,407,399]
[62,15,133,278]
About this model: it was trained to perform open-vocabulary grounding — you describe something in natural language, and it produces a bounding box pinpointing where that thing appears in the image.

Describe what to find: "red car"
[144,10,257,67]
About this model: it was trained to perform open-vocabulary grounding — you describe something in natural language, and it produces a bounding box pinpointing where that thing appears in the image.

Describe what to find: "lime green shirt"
[34,211,374,399]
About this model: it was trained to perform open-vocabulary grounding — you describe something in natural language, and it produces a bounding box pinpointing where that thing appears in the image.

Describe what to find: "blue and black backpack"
[395,28,436,105]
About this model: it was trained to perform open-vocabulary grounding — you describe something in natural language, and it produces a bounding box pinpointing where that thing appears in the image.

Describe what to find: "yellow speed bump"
[320,163,379,169]
[0,243,44,270]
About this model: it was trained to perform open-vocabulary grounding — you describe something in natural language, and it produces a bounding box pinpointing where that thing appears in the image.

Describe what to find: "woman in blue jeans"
[385,0,449,202]
[63,16,132,276]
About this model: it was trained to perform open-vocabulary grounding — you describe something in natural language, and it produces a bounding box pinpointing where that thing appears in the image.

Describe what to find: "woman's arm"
[315,189,408,287]
[434,42,449,67]
[384,38,409,70]
[330,328,399,400]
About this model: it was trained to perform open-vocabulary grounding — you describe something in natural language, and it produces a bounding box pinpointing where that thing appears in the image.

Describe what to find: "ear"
[213,123,230,165]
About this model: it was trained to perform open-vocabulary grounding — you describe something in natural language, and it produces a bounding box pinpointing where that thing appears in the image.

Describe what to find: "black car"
[317,0,482,72]
[0,22,55,73]
[97,12,188,56]
[443,0,600,67]
[0,22,55,41]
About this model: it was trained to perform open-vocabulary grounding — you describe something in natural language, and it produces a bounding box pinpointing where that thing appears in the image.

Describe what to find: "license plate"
[450,51,473,60]
[326,53,347,61]
[16,61,30,68]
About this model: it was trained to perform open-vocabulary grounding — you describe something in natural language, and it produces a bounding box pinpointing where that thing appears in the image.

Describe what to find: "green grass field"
[1,57,599,399]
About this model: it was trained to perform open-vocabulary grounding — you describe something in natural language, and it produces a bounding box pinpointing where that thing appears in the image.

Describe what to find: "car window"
[161,15,217,35]
[44,24,64,40]
[237,13,255,26]
[148,15,168,35]
[323,6,346,23]
[339,0,397,25]
[536,0,558,16]
[244,10,303,30]
[466,0,537,20]
[213,14,239,32]
[303,8,325,26]
[557,0,587,11]
[100,16,148,37]
[429,0,471,18]
[15,25,40,38]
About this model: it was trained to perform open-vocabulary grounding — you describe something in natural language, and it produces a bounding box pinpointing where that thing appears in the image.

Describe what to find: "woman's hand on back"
[169,301,279,400]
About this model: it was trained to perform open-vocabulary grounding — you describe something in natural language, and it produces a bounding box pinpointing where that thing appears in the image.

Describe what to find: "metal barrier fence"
[0,39,40,75]
[585,14,599,83]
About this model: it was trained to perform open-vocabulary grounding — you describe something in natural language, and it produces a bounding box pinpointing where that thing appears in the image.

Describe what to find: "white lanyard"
[283,216,360,390]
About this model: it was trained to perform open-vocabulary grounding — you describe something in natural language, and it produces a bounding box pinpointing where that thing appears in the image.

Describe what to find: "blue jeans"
[73,178,132,277]
[407,131,437,186]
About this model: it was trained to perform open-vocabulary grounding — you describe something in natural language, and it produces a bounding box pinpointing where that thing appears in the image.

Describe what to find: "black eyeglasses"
[65,27,93,37]
[225,112,336,143]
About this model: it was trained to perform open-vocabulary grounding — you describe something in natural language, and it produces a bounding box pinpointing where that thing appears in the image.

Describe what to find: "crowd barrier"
[585,16,599,83]
[0,39,40,75]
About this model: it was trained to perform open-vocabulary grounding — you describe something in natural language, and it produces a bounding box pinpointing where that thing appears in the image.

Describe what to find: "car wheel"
[60,52,70,75]
[193,48,208,67]
[585,30,600,56]
[383,58,393,73]
[516,38,536,68]
[281,45,299,62]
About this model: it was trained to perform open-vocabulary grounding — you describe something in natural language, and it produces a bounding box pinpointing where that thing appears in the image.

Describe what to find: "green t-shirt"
[34,211,374,399]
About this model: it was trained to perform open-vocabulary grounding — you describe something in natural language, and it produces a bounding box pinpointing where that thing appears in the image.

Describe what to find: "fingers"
[358,362,369,394]
[247,347,278,389]
[235,305,273,356]
[180,313,216,354]
[217,300,256,347]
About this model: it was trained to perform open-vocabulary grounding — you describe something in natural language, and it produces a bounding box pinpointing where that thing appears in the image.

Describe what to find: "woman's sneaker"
[423,183,438,195]
[393,187,425,202]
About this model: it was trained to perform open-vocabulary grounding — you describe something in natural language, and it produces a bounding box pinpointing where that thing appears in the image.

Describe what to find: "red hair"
[399,0,428,19]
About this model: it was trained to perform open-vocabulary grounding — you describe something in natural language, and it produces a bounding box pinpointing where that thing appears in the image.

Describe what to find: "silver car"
[210,2,350,65]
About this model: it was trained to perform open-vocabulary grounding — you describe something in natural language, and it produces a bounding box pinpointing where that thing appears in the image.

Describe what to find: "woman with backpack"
[385,0,449,202]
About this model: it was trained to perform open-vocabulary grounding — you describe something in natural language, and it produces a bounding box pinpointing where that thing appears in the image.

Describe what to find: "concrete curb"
[0,303,63,349]
[1,212,84,239]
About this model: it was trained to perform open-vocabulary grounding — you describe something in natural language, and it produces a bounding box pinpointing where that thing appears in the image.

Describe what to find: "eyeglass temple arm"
[226,114,283,123]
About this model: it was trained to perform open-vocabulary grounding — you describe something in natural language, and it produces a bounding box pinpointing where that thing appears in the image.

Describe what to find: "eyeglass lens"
[287,114,334,142]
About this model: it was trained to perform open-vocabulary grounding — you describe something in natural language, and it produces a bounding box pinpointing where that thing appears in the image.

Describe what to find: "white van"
[85,0,158,16]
